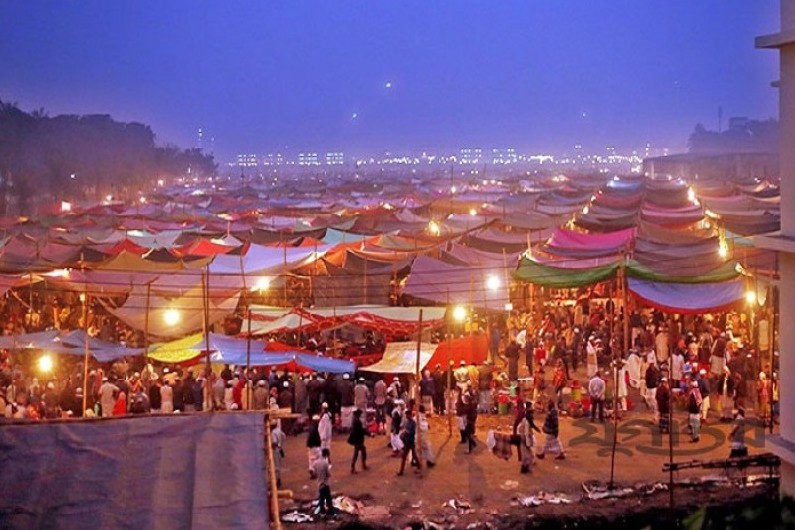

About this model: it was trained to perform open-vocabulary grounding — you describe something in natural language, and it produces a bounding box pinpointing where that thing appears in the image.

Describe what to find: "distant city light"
[385,82,392,89]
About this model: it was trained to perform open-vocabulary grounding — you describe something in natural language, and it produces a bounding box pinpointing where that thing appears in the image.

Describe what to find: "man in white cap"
[454,360,470,393]
[318,402,333,451]
[98,376,118,418]
[253,379,269,410]
[353,377,369,412]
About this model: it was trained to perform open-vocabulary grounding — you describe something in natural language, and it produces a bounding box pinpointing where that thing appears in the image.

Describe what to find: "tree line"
[0,100,216,215]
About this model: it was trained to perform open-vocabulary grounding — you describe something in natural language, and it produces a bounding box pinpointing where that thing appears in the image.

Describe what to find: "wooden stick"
[264,418,282,530]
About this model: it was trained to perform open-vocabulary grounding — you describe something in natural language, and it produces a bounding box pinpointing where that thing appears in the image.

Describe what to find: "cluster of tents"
[0,171,779,368]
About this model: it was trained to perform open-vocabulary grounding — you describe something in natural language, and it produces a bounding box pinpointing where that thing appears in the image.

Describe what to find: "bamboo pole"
[81,283,90,414]
[415,308,425,475]
[608,250,625,490]
[264,417,282,530]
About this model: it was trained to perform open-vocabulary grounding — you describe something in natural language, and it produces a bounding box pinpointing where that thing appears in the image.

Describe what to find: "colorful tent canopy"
[628,278,745,314]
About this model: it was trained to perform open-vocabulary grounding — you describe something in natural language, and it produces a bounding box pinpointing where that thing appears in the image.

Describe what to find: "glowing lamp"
[486,274,501,292]
[452,305,467,322]
[38,354,54,373]
[164,308,181,327]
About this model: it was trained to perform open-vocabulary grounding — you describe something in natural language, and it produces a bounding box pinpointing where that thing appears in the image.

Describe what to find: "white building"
[756,0,795,495]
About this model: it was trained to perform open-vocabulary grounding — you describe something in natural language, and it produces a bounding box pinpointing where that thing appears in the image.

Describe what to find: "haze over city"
[0,1,781,161]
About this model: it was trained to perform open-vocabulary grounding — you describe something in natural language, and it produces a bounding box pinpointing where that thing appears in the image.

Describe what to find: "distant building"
[325,152,345,165]
[460,148,482,164]
[236,154,258,167]
[297,152,320,166]
[491,148,518,165]
[262,153,285,166]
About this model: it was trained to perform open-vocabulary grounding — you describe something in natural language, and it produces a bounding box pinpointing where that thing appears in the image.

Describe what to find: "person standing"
[373,377,387,433]
[516,404,541,474]
[347,409,369,473]
[319,402,333,451]
[644,362,660,415]
[307,415,323,477]
[354,377,369,413]
[729,407,748,458]
[757,372,771,426]
[588,370,605,423]
[536,399,566,460]
[431,364,446,415]
[417,404,435,467]
[396,409,417,476]
[687,380,703,443]
[505,340,520,382]
[312,448,335,517]
[463,382,478,453]
[419,370,435,415]
[98,377,118,418]
[271,420,287,488]
[160,379,174,413]
[656,378,671,433]
[253,379,269,410]
[149,378,162,413]
[717,366,735,422]
[552,359,568,410]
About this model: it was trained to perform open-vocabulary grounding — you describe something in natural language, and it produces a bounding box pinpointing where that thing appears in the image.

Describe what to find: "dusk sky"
[0,1,781,160]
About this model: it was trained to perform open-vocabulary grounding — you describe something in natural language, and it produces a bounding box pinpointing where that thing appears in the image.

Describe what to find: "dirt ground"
[275,382,777,529]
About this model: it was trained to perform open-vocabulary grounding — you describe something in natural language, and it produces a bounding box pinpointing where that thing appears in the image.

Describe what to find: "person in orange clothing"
[112,389,127,416]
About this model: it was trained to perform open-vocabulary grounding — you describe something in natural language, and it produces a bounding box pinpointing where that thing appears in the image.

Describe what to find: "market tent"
[627,278,745,314]
[359,341,436,373]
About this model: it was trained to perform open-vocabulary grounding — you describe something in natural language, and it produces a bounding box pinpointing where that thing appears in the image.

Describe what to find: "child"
[312,448,334,517]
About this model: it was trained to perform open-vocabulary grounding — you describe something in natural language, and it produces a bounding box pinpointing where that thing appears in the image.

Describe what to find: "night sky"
[0,1,781,159]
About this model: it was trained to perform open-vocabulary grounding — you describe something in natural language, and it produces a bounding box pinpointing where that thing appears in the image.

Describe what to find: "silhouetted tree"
[0,100,217,214]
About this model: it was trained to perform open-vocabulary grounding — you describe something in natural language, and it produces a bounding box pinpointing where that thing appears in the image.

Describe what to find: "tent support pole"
[414,308,425,475]
[265,416,282,530]
[81,281,90,414]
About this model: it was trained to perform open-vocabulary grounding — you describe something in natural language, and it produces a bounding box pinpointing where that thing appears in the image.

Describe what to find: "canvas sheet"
[0,413,268,530]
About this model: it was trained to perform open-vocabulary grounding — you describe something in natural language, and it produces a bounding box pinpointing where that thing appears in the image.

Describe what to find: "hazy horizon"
[0,1,780,160]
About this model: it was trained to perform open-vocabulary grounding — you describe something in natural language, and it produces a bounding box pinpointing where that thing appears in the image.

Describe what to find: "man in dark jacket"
[348,408,369,473]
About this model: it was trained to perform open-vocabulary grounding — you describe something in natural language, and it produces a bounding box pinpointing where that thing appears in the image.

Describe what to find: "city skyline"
[0,1,781,161]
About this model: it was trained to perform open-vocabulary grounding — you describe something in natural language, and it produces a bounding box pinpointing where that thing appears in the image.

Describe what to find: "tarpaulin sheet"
[0,413,268,529]
[360,341,436,373]
[546,227,635,251]
[628,278,745,314]
[513,256,619,288]
[403,256,510,310]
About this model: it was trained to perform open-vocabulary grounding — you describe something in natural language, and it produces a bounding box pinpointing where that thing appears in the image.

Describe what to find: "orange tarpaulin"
[426,334,488,369]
